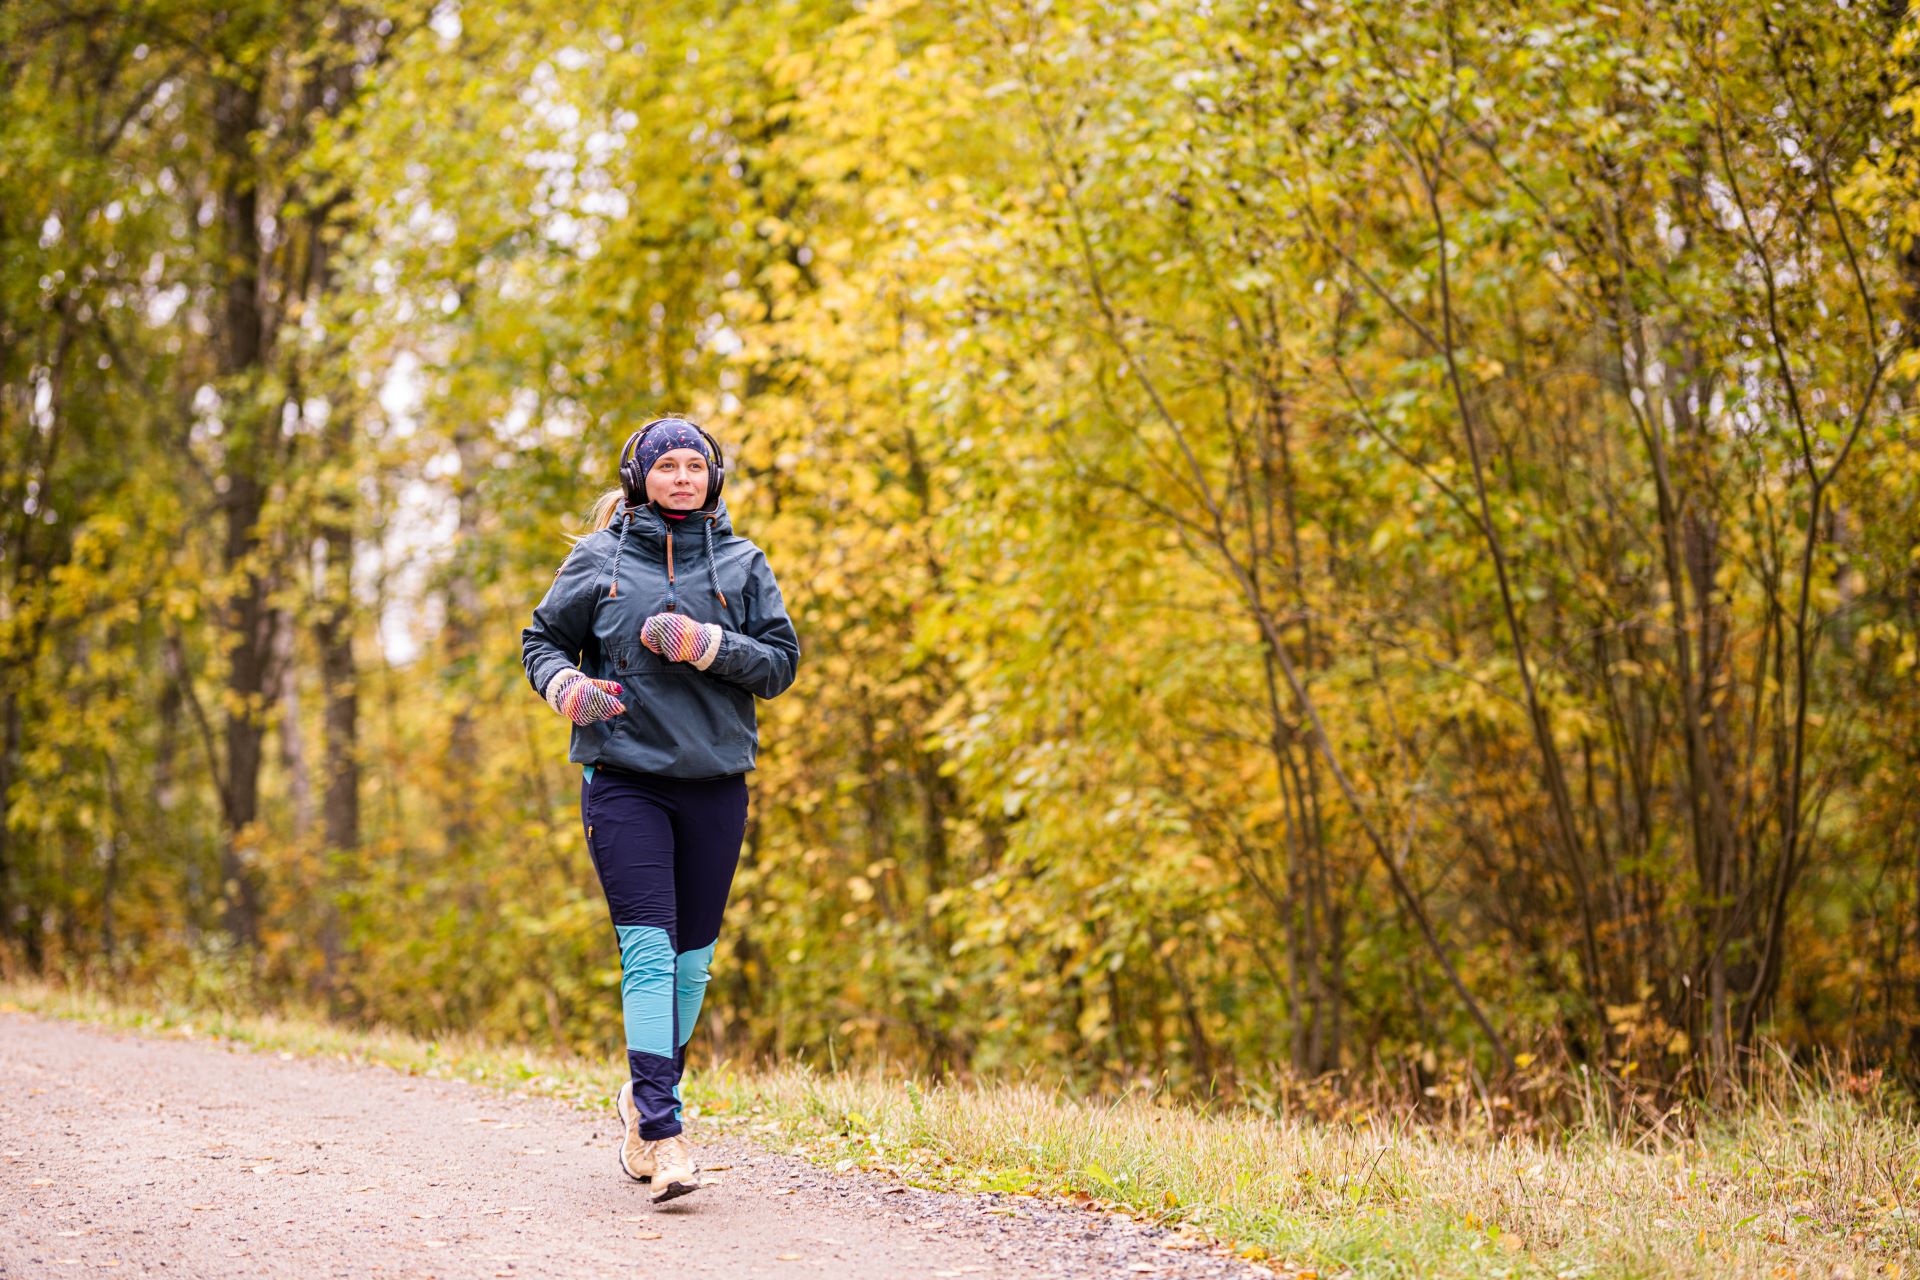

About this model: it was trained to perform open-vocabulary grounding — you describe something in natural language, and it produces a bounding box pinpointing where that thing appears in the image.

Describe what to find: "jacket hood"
[601,496,738,616]
[628,496,733,544]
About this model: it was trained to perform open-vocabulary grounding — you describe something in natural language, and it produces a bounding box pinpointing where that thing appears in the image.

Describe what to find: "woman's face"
[645,447,710,510]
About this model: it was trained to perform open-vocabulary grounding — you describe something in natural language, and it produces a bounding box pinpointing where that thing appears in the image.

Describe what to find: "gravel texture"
[0,1012,1276,1279]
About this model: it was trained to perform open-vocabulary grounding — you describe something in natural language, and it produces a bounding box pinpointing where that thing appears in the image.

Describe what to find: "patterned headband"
[635,420,713,476]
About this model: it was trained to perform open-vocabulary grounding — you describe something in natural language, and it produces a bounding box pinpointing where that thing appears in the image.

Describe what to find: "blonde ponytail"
[568,486,629,547]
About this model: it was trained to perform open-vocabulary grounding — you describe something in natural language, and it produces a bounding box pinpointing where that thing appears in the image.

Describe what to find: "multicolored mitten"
[543,668,627,725]
[640,612,722,670]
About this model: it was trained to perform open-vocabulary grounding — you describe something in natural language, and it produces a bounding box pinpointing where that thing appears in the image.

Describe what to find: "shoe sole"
[650,1177,699,1204]
[612,1089,653,1184]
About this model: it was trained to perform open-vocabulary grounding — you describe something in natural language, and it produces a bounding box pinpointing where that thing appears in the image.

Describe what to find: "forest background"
[6,0,1920,1110]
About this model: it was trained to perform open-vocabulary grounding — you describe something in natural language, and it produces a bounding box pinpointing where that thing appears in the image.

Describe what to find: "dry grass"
[4,977,1911,1279]
[697,1062,1915,1278]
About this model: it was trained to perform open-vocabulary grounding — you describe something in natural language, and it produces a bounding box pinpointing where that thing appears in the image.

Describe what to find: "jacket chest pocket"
[607,638,668,676]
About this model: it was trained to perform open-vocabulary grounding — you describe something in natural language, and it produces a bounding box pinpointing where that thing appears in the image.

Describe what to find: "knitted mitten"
[543,668,627,725]
[640,612,721,670]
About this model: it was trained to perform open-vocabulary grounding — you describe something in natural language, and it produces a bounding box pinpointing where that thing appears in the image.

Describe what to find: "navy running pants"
[579,763,747,1140]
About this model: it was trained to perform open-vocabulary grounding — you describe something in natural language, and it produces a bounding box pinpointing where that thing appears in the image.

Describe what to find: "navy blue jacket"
[520,498,800,779]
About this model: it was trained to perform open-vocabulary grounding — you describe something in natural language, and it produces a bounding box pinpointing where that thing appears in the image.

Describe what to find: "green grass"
[4,977,1913,1279]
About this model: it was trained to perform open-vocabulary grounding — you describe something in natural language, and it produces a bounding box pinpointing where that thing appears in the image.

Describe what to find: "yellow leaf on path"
[635,1230,663,1240]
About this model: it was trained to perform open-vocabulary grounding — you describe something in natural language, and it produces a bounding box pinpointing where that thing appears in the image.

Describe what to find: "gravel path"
[0,1012,1275,1279]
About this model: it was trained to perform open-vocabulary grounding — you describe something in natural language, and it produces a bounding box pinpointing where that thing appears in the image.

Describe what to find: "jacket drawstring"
[704,515,730,613]
[606,506,635,598]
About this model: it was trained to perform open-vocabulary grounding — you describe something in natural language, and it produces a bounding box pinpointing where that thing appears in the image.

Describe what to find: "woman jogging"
[520,417,800,1203]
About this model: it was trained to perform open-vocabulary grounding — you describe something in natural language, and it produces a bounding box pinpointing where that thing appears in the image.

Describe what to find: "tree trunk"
[212,71,272,955]
[278,608,313,841]
[314,406,359,1002]
[442,424,489,852]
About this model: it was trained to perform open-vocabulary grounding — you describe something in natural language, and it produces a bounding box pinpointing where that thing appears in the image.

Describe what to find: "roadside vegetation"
[7,978,1910,1280]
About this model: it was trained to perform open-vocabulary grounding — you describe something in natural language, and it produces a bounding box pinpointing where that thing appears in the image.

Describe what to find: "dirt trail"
[0,1012,1271,1279]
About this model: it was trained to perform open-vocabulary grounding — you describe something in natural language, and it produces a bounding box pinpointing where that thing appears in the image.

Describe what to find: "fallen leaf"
[411,1212,439,1220]
[778,1254,804,1262]
[190,1204,215,1211]
[350,1186,376,1193]
[29,1179,53,1187]
[703,1164,732,1172]
[635,1230,662,1240]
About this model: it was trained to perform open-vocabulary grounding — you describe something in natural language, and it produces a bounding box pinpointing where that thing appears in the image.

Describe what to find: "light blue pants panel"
[614,923,676,1057]
[675,943,716,1048]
